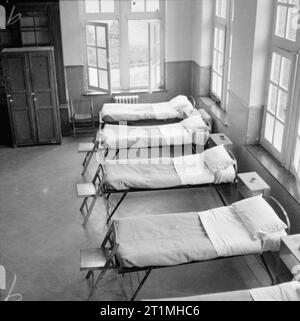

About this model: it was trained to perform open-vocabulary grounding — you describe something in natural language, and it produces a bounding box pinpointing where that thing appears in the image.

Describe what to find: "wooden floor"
[0,137,273,301]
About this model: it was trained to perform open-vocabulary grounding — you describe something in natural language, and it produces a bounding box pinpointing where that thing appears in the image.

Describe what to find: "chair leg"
[82,151,94,176]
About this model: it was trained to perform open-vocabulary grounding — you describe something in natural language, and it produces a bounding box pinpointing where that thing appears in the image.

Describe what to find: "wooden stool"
[76,165,103,226]
[209,133,233,149]
[237,172,270,199]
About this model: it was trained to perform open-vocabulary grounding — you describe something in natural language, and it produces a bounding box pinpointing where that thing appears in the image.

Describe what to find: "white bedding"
[250,282,300,301]
[172,153,235,185]
[115,206,285,268]
[101,123,206,149]
[199,207,286,257]
[100,97,194,122]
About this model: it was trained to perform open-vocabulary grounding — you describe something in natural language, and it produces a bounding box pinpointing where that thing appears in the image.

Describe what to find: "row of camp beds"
[78,95,212,176]
[75,96,292,301]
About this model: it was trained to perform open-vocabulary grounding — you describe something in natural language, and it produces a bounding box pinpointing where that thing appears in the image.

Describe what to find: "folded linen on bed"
[152,102,180,120]
[199,207,285,257]
[199,207,262,257]
[158,123,193,146]
[250,282,300,301]
[172,153,235,185]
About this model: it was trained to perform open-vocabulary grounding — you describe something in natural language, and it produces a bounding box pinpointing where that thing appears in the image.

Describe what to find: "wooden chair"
[71,98,95,138]
[78,130,103,176]
[76,164,105,226]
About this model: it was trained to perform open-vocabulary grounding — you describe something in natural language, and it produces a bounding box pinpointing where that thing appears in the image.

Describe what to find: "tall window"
[84,0,165,93]
[211,0,232,110]
[261,0,300,179]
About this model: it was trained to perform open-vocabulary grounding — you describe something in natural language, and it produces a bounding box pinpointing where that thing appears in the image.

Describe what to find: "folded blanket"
[199,207,262,257]
[250,282,300,301]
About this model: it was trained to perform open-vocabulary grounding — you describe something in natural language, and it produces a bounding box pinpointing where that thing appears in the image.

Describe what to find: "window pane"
[87,25,96,46]
[294,137,300,173]
[265,113,275,143]
[96,26,106,48]
[217,52,224,75]
[86,0,99,13]
[88,67,98,87]
[131,0,145,12]
[87,47,97,67]
[216,0,227,19]
[271,53,281,84]
[277,90,288,121]
[129,20,157,88]
[212,72,218,94]
[217,75,223,98]
[280,56,291,89]
[99,69,108,90]
[275,5,287,38]
[273,121,284,152]
[267,84,278,114]
[286,6,298,41]
[146,0,159,12]
[97,48,107,69]
[101,0,114,13]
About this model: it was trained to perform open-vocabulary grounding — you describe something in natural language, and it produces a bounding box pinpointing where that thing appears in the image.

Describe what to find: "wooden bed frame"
[77,150,238,226]
[80,195,291,301]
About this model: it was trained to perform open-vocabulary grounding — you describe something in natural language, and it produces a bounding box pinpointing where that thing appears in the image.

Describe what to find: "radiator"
[114,95,139,104]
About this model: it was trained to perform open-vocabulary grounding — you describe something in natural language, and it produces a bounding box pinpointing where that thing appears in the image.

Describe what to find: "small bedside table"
[237,172,271,199]
[209,133,233,149]
[276,235,300,283]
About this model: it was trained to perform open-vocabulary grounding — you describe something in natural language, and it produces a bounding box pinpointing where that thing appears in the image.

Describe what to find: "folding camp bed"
[148,281,300,301]
[80,196,290,301]
[76,148,238,226]
[78,108,212,176]
[99,95,197,125]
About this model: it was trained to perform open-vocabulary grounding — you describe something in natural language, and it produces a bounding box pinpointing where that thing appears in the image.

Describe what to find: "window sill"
[83,88,168,97]
[245,144,300,205]
[198,96,228,127]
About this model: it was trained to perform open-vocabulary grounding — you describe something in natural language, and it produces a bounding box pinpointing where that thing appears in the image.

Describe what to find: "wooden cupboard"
[1,47,61,146]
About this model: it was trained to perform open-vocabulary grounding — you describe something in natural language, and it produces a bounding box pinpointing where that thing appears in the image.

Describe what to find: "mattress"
[104,155,235,191]
[150,290,253,301]
[113,207,284,268]
[156,282,300,301]
[100,103,180,122]
[101,123,209,149]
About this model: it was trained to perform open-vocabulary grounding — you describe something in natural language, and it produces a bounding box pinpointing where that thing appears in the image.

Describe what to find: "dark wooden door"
[28,50,61,144]
[2,53,35,146]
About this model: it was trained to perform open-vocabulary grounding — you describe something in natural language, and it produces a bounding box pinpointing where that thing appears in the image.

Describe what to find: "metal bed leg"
[83,196,98,227]
[80,197,88,214]
[259,254,275,285]
[129,269,152,301]
[106,192,128,224]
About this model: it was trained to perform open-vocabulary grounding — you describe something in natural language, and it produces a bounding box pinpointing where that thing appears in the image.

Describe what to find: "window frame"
[261,0,300,179]
[83,0,165,93]
[211,0,232,110]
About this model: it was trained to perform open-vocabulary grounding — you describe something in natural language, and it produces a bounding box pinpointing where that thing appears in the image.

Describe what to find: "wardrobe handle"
[9,99,13,103]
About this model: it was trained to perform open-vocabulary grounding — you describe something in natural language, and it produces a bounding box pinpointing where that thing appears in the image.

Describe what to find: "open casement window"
[211,0,231,110]
[261,48,297,163]
[274,0,300,45]
[86,22,111,93]
[84,0,165,93]
[211,25,227,106]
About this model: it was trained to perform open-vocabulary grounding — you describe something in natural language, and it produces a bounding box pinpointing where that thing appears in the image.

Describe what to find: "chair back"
[71,98,94,115]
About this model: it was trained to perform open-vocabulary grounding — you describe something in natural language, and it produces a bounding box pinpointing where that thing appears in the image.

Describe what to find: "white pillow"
[231,195,288,240]
[203,145,235,173]
[181,115,209,131]
[169,95,193,111]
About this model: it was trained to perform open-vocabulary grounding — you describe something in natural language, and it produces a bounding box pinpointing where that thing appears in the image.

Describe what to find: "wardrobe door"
[28,50,61,144]
[2,53,36,146]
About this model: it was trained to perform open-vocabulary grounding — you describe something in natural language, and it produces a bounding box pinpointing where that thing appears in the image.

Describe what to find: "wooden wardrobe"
[1,47,61,147]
